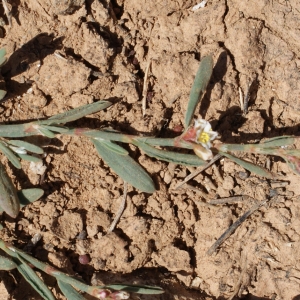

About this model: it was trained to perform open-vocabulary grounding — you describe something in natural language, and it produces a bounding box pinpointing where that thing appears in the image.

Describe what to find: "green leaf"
[73,129,128,143]
[38,126,56,138]
[8,140,43,154]
[39,125,69,133]
[0,90,6,100]
[220,151,274,179]
[0,48,6,59]
[259,136,295,148]
[0,141,21,168]
[40,101,112,125]
[0,48,6,67]
[0,161,20,218]
[92,139,155,193]
[0,48,7,67]
[106,284,164,295]
[17,154,42,163]
[184,55,214,128]
[14,256,55,300]
[0,123,40,138]
[58,280,87,300]
[136,141,206,166]
[101,140,128,155]
[0,255,17,270]
[17,188,44,207]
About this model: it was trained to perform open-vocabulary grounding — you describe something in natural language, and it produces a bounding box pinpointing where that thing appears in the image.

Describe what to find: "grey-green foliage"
[0,239,164,299]
[0,54,215,198]
[0,49,299,299]
[0,161,20,218]
[0,159,44,218]
[92,139,156,193]
[0,48,7,100]
[184,55,213,128]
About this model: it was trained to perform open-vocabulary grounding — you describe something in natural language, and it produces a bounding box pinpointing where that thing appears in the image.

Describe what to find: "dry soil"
[0,1,300,299]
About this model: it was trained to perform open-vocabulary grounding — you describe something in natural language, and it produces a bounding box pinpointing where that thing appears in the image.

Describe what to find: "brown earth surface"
[0,0,300,299]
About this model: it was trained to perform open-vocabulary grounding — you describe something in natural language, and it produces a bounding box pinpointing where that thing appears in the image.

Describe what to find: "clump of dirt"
[0,0,300,299]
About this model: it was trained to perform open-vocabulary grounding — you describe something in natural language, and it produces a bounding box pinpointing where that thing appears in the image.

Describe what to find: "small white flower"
[194,118,218,149]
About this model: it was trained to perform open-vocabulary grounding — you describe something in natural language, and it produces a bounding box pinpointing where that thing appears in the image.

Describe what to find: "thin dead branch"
[212,163,223,182]
[142,58,152,116]
[107,181,128,233]
[243,79,253,114]
[209,195,252,205]
[174,154,222,190]
[2,0,12,27]
[238,87,244,111]
[206,198,269,256]
[229,251,248,300]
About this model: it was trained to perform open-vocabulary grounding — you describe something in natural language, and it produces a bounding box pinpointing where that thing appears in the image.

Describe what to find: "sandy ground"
[0,0,300,299]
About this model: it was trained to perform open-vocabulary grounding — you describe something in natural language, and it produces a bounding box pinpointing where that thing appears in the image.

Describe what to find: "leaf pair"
[218,136,300,178]
[92,139,156,193]
[0,139,43,169]
[91,137,210,193]
[0,162,43,218]
[0,240,164,300]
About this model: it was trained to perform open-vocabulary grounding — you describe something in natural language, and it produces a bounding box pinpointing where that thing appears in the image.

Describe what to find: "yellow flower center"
[198,132,210,144]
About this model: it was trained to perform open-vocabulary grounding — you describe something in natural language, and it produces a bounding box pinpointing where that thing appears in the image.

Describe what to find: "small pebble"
[163,170,172,184]
[269,189,278,198]
[238,171,249,180]
[77,230,87,240]
[79,254,90,265]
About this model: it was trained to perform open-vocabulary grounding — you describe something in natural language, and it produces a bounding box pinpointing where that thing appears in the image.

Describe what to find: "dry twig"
[228,251,248,300]
[209,195,251,205]
[212,163,223,182]
[243,80,253,114]
[207,198,269,255]
[238,87,244,111]
[174,154,222,190]
[142,58,152,116]
[2,0,12,27]
[107,181,128,233]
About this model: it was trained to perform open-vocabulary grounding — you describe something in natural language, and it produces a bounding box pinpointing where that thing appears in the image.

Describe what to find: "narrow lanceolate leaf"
[0,255,17,270]
[17,188,44,208]
[39,125,69,133]
[40,101,112,125]
[17,154,42,163]
[72,129,131,143]
[0,90,6,100]
[0,48,6,67]
[0,123,41,138]
[105,284,164,295]
[101,140,129,155]
[14,256,55,300]
[0,141,21,168]
[220,151,274,179]
[9,246,95,295]
[259,136,295,148]
[283,155,300,175]
[136,141,206,166]
[8,140,43,154]
[92,139,156,193]
[38,126,56,138]
[58,280,87,300]
[184,55,214,128]
[0,161,20,218]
